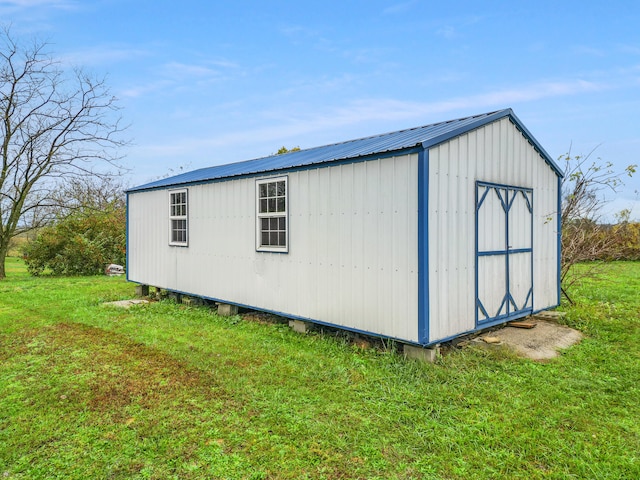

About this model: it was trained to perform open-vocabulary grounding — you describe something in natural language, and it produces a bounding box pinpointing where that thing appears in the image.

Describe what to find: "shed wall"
[128,154,420,343]
[427,117,559,341]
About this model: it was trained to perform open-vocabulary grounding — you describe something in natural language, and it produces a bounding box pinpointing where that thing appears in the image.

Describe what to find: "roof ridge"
[278,109,506,155]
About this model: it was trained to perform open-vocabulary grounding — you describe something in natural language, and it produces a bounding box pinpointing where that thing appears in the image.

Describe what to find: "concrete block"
[181,296,205,306]
[288,319,309,333]
[217,303,238,316]
[404,344,440,363]
[135,284,149,297]
[167,292,182,303]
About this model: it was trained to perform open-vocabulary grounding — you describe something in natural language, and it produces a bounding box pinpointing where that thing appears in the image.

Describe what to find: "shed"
[126,108,562,347]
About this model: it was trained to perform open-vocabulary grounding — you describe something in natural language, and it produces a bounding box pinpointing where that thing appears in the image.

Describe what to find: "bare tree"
[0,28,127,278]
[560,147,636,301]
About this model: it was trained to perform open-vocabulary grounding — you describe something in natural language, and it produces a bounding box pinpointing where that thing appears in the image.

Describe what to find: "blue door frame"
[476,181,534,326]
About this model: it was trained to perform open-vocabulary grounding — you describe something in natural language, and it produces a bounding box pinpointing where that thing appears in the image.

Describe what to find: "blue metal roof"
[128,108,561,192]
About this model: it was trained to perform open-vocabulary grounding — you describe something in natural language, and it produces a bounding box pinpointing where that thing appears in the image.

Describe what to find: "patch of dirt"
[476,319,583,361]
[102,299,150,308]
[17,322,232,417]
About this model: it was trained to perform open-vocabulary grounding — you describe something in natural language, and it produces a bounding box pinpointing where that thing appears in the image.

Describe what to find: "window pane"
[261,218,269,230]
[259,184,267,198]
[278,232,286,246]
[260,199,268,213]
[276,181,285,196]
[270,232,278,245]
[276,197,285,212]
[261,232,270,245]
[270,217,278,230]
[279,217,286,230]
[268,198,276,212]
[268,182,276,196]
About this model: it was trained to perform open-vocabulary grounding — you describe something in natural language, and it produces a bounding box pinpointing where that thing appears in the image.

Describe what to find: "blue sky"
[2,0,640,219]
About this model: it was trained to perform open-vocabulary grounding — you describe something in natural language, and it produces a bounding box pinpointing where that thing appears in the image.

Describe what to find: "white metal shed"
[127,109,562,346]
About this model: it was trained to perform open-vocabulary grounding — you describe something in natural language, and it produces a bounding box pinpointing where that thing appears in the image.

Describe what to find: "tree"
[275,146,300,155]
[0,28,127,279]
[22,175,127,276]
[22,201,125,276]
[560,148,636,299]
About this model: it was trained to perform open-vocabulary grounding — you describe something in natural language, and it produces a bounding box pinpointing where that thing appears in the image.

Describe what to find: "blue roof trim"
[128,108,561,193]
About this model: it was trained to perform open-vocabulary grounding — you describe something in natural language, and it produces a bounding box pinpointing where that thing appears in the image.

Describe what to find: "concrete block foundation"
[217,303,239,316]
[404,344,440,363]
[135,284,149,297]
[288,319,309,333]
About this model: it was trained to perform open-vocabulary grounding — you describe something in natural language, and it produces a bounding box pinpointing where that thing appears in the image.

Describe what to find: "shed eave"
[126,144,424,193]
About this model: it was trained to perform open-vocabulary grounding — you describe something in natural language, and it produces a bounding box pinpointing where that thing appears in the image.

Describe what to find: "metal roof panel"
[128,109,560,192]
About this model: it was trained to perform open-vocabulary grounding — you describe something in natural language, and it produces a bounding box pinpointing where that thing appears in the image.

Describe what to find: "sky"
[2,0,640,219]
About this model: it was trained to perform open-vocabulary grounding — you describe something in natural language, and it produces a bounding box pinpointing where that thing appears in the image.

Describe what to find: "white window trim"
[169,188,188,246]
[256,176,288,253]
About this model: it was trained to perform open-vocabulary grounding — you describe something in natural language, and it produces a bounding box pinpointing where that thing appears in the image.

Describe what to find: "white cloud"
[0,0,77,14]
[119,58,240,98]
[300,79,606,128]
[382,1,416,15]
[119,80,173,99]
[435,25,457,40]
[162,61,222,80]
[130,78,610,162]
[0,0,73,6]
[60,45,149,67]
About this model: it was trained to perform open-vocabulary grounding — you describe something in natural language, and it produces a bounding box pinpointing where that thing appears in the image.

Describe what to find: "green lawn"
[0,257,638,479]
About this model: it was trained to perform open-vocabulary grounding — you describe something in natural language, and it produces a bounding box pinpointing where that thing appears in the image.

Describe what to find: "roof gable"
[129,108,560,192]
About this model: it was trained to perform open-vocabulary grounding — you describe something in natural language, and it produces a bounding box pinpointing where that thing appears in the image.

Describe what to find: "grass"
[0,256,638,479]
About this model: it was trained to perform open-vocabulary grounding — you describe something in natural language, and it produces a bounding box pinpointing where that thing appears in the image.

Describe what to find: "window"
[169,189,188,246]
[256,176,288,252]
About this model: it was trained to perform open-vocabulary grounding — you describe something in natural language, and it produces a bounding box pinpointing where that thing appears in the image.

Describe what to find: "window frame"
[255,176,288,253]
[169,188,189,247]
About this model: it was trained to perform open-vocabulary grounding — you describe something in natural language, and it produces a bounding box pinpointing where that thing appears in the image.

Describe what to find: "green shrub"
[22,206,125,276]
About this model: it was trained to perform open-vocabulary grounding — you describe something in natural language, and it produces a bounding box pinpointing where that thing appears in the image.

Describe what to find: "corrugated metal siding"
[128,153,420,343]
[427,117,559,342]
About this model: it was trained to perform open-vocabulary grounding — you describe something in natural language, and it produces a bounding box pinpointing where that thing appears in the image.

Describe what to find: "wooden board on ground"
[508,321,537,329]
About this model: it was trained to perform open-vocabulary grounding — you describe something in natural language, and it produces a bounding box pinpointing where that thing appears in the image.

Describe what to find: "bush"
[23,206,125,276]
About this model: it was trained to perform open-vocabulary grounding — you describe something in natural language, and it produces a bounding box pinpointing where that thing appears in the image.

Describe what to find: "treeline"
[563,219,640,263]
